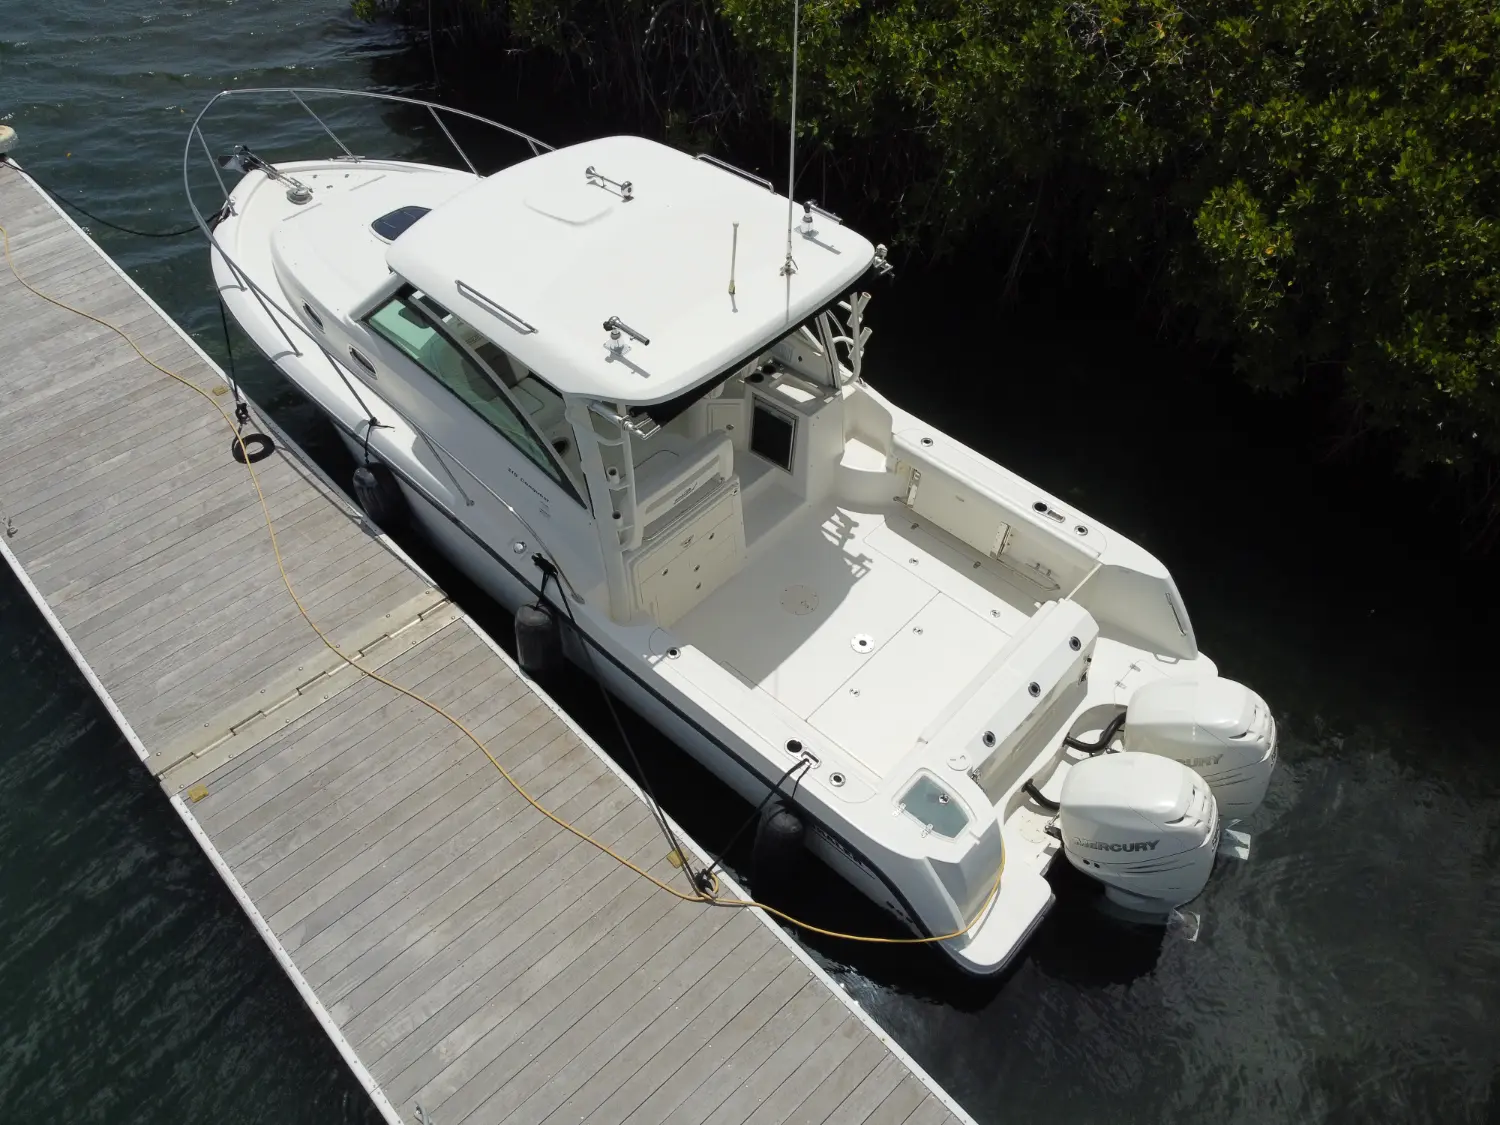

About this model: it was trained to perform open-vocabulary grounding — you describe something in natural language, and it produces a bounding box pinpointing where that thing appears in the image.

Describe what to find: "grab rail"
[455,280,538,335]
[694,152,774,191]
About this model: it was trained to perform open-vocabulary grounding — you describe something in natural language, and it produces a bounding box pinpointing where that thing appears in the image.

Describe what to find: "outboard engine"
[1122,676,1276,822]
[1058,752,1220,915]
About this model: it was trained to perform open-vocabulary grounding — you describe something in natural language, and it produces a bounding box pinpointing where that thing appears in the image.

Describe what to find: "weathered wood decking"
[0,159,972,1125]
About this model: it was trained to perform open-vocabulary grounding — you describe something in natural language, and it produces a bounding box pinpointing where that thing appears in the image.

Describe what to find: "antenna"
[780,0,801,278]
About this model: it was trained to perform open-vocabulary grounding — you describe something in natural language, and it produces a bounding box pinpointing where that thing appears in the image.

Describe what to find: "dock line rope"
[2,161,199,238]
[698,756,812,892]
[0,218,1005,950]
[534,556,702,898]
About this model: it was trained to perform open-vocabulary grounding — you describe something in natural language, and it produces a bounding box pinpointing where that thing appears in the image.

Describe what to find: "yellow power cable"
[0,215,1004,948]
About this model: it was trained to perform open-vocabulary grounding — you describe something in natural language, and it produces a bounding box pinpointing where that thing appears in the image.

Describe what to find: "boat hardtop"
[386,135,878,404]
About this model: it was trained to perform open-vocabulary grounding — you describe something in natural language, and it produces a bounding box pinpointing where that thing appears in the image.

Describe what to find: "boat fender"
[515,600,562,679]
[751,800,805,893]
[351,462,407,528]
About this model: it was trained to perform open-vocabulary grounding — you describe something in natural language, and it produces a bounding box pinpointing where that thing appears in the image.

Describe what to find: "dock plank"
[570,941,790,1125]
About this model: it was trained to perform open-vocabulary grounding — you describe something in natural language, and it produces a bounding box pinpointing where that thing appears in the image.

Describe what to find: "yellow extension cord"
[0,214,1004,949]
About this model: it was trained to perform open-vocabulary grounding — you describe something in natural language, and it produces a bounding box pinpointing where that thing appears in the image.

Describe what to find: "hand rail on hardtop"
[693,152,774,191]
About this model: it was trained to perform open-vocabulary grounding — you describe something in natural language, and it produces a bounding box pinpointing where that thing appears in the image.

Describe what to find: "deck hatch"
[370,204,431,242]
[900,775,969,839]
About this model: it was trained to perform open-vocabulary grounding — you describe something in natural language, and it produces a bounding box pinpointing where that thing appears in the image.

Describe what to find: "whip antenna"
[780,0,800,277]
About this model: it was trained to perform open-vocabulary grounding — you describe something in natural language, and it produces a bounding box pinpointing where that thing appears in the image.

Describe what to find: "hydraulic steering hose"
[1063,709,1127,753]
[1021,780,1060,811]
[1023,710,1129,812]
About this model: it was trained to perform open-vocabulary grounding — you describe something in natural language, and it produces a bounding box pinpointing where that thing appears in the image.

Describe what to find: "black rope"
[532,557,708,895]
[11,163,198,238]
[217,298,239,391]
[698,756,811,888]
[215,296,274,462]
[216,296,252,428]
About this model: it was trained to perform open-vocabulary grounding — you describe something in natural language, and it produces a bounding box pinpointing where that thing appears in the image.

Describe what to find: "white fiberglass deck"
[676,498,1044,776]
[0,159,973,1125]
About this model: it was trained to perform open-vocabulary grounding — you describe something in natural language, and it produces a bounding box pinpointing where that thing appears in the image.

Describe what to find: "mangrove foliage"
[361,0,1500,542]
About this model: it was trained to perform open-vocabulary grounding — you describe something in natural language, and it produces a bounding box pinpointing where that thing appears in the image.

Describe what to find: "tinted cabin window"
[366,289,579,503]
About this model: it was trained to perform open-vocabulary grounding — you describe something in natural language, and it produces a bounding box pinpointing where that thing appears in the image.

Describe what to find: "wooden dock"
[0,159,973,1125]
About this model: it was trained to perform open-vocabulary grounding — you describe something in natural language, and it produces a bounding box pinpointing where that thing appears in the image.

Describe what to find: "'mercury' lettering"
[1072,838,1160,853]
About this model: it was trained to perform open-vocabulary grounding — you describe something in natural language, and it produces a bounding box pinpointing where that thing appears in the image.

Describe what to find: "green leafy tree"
[366,0,1500,536]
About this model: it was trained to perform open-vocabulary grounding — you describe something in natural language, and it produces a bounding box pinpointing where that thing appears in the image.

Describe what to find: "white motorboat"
[186,89,1278,976]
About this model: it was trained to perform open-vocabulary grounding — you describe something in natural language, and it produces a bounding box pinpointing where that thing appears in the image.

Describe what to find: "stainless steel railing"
[181,88,584,599]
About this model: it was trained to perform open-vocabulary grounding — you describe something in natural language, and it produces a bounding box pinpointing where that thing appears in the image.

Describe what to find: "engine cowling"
[1122,676,1276,822]
[1059,752,1219,914]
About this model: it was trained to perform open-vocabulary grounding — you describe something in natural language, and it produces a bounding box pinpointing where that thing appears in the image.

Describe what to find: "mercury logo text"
[1072,838,1160,852]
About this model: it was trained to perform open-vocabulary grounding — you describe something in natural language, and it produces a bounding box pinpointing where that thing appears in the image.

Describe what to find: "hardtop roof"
[386,135,876,404]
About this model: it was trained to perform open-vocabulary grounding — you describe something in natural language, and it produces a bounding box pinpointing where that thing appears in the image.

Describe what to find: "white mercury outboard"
[1121,676,1277,823]
[1055,676,1276,914]
[1058,752,1220,914]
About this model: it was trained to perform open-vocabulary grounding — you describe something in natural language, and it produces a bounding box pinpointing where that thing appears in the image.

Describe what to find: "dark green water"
[2,3,1499,1123]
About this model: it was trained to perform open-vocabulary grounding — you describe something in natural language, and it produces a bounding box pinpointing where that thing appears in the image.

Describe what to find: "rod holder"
[603,315,650,348]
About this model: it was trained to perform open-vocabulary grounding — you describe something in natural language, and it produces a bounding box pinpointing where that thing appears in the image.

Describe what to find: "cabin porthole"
[301,303,323,330]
